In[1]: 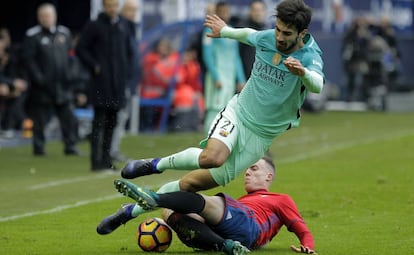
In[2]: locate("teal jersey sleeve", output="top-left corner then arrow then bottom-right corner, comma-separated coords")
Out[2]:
236,30 -> 324,138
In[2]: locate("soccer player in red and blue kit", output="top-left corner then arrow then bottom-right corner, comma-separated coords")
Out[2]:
115,156 -> 317,254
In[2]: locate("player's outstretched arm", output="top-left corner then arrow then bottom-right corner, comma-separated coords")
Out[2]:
204,14 -> 256,45
290,244 -> 318,254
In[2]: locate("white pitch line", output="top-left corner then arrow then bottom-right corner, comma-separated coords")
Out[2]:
0,194 -> 121,222
26,130 -> 414,191
3,130 -> 413,223
278,130 -> 414,165
28,171 -> 118,190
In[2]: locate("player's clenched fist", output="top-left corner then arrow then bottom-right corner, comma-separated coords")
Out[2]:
283,56 -> 306,76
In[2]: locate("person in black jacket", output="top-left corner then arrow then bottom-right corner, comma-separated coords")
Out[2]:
236,0 -> 267,79
22,3 -> 79,156
76,0 -> 133,171
110,0 -> 141,163
0,27 -> 28,138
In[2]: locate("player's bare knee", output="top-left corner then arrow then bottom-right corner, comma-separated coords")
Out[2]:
179,180 -> 199,192
179,176 -> 214,193
199,150 -> 226,168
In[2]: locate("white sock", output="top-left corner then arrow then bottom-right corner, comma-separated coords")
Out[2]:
156,180 -> 180,193
130,180 -> 180,217
156,147 -> 202,171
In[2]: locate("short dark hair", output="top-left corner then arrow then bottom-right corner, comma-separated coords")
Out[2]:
275,0 -> 312,32
216,1 -> 229,10
249,0 -> 266,8
262,154 -> 276,174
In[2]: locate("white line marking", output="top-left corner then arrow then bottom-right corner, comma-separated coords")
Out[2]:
2,130 -> 412,222
26,130 -> 414,191
278,130 -> 414,164
28,171 -> 118,190
0,194 -> 121,222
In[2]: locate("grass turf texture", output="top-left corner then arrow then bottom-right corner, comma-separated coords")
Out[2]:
1,111 -> 413,254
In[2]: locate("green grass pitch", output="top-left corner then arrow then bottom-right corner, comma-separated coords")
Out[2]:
1,111 -> 413,255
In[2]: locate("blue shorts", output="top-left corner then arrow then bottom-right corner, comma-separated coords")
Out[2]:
210,193 -> 260,248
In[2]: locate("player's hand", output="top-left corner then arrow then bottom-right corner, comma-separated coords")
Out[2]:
290,245 -> 317,254
283,56 -> 305,76
204,14 -> 227,38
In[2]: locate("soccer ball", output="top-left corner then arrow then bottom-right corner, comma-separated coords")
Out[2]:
136,217 -> 172,252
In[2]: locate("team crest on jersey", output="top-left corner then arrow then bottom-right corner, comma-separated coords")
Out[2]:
219,129 -> 229,137
272,53 -> 282,65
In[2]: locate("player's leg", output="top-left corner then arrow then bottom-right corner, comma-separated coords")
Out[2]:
121,97 -> 240,179
96,203 -> 135,235
179,168 -> 219,192
114,176 -> 218,210
96,180 -> 181,235
98,178 -> 208,234
163,210 -> 250,254
121,138 -> 231,179
121,147 -> 204,178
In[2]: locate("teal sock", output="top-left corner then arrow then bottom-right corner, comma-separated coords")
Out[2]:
156,147 -> 201,171
131,203 -> 147,217
156,180 -> 180,193
130,180 -> 180,217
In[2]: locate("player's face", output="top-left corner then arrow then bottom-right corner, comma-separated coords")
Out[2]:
244,159 -> 273,193
274,20 -> 303,54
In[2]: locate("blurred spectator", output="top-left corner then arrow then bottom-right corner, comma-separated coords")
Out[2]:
364,33 -> 390,110
236,0 -> 267,79
0,28 -> 28,138
190,2 -> 216,83
68,32 -> 91,140
139,37 -> 179,132
110,0 -> 141,162
22,3 -> 79,156
76,0 -> 134,171
69,33 -> 90,110
342,15 -> 400,110
331,0 -> 345,33
376,16 -> 401,91
202,1 -> 245,133
170,46 -> 205,132
341,16 -> 371,101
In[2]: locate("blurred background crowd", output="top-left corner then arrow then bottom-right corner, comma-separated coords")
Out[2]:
0,0 -> 413,169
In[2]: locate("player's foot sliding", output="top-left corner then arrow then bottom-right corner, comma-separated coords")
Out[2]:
222,240 -> 250,255
121,159 -> 161,179
114,179 -> 159,210
96,203 -> 135,235
166,213 -> 250,255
